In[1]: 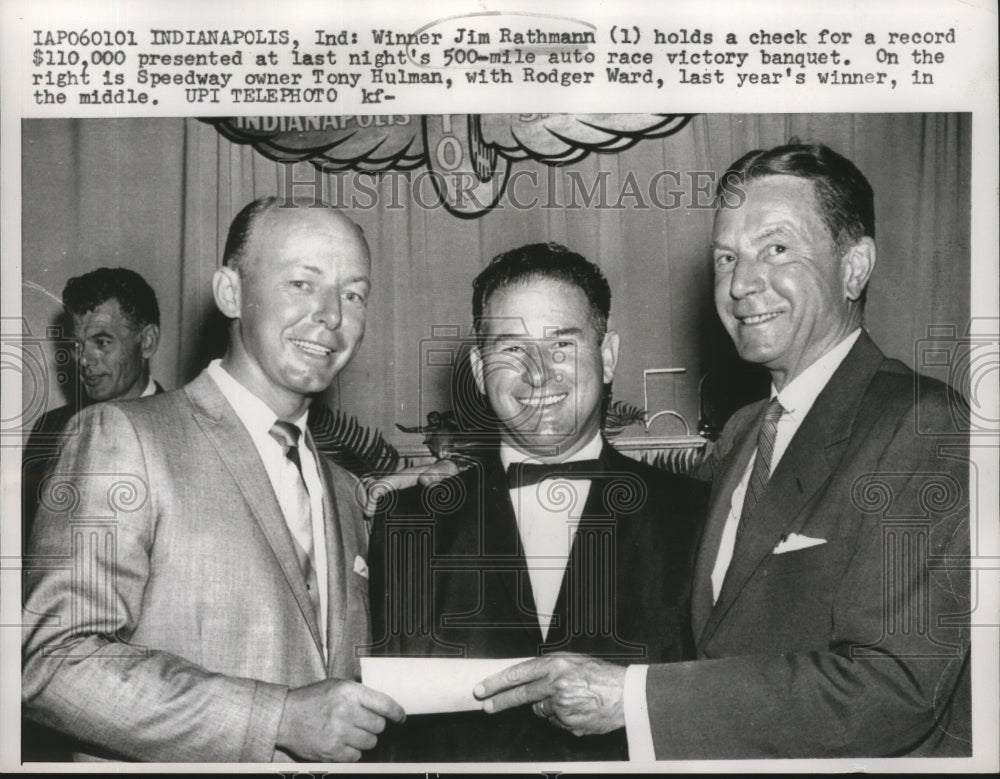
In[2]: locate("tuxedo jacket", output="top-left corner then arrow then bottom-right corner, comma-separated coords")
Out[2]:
646,333 -> 971,758
22,372 -> 370,762
368,442 -> 708,762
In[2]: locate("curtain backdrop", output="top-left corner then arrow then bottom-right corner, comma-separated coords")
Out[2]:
21,114 -> 971,447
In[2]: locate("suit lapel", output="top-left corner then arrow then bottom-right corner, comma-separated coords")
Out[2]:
691,405 -> 762,642
309,432 -> 348,674
186,372 -> 325,660
481,455 -> 544,641
546,447 -> 614,648
705,334 -> 886,637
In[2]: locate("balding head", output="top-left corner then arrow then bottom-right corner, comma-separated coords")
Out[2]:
223,196 -> 370,279
213,197 -> 372,419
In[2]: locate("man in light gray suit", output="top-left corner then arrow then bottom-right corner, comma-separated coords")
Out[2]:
22,197 -> 405,762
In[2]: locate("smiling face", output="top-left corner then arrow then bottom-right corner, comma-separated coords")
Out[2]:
214,207 -> 371,420
712,174 -> 872,390
73,298 -> 157,402
471,277 -> 619,462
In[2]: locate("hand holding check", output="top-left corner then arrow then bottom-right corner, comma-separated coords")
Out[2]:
473,653 -> 627,737
277,679 -> 405,762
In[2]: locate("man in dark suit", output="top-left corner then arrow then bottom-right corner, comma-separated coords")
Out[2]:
475,144 -> 971,759
23,197 -> 404,761
368,243 -> 708,761
22,267 -> 164,539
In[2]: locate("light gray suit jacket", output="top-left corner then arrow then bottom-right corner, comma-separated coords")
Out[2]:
22,371 -> 371,762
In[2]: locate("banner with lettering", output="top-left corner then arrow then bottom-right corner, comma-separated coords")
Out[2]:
209,113 -> 693,218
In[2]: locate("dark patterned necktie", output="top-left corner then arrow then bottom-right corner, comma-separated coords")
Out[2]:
736,399 -> 784,538
269,421 -> 321,624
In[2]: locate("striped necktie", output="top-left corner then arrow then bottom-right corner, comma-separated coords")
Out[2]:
736,398 -> 784,538
269,421 -> 321,624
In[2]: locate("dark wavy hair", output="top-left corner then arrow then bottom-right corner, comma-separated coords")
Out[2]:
472,242 -> 611,342
717,141 -> 875,257
62,267 -> 160,329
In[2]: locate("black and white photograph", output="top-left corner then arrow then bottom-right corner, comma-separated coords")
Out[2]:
2,1 -> 997,773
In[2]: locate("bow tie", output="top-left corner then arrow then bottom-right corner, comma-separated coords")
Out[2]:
506,459 -> 603,490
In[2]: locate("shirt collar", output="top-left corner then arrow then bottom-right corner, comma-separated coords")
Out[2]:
500,431 -> 604,470
139,376 -> 158,397
206,359 -> 308,438
773,329 -> 862,422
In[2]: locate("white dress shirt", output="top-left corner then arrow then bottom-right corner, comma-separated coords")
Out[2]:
206,359 -> 329,657
709,328 -> 862,602
501,432 -> 603,641
139,377 -> 158,397
624,329 -> 863,761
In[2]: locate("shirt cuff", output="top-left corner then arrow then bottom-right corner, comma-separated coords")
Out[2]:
623,663 -> 655,762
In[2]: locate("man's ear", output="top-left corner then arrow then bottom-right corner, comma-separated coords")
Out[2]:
600,330 -> 620,384
213,266 -> 242,319
139,323 -> 160,360
469,345 -> 486,395
843,237 -> 876,302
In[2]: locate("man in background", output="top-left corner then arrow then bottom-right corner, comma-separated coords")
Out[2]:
22,267 -> 163,538
21,266 -> 164,760
369,243 -> 707,761
23,197 -> 404,762
476,144 -> 971,759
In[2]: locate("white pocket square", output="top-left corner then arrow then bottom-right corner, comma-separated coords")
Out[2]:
772,533 -> 827,554
354,555 -> 369,579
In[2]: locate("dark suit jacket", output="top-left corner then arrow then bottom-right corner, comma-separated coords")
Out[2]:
368,442 -> 708,762
22,372 -> 370,762
646,332 -> 971,758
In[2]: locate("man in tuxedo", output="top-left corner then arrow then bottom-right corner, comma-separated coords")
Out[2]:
22,197 -> 404,762
22,267 -> 164,537
475,144 -> 971,758
368,243 -> 708,761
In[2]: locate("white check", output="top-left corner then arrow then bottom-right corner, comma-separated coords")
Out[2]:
360,657 -> 532,715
